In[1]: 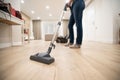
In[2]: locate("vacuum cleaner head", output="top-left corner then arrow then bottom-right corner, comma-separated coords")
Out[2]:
30,53 -> 55,64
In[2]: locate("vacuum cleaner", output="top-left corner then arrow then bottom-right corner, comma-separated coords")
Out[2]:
30,4 -> 68,64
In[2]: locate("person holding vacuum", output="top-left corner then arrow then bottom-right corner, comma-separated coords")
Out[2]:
65,0 -> 85,48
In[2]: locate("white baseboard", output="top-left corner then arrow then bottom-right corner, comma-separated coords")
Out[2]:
100,40 -> 114,44
12,42 -> 22,46
83,39 -> 114,44
0,43 -> 11,48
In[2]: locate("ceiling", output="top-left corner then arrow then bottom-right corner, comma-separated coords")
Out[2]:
21,0 -> 70,20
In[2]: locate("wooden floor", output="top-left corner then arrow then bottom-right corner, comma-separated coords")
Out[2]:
0,40 -> 120,80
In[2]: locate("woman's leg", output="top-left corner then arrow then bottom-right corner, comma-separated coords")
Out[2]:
68,13 -> 75,44
73,0 -> 85,45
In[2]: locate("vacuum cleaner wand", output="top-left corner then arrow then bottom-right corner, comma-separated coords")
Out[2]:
30,4 -> 67,64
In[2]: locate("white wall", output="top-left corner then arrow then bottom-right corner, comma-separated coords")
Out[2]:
83,0 -> 120,44
83,1 -> 96,41
95,0 -> 113,43
112,0 -> 120,43
95,0 -> 120,43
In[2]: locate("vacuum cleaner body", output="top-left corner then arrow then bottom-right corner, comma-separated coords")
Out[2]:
30,4 -> 68,64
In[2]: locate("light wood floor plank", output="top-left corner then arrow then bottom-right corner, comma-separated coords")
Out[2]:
0,40 -> 120,80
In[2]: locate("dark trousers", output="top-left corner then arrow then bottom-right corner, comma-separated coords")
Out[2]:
68,0 -> 85,45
